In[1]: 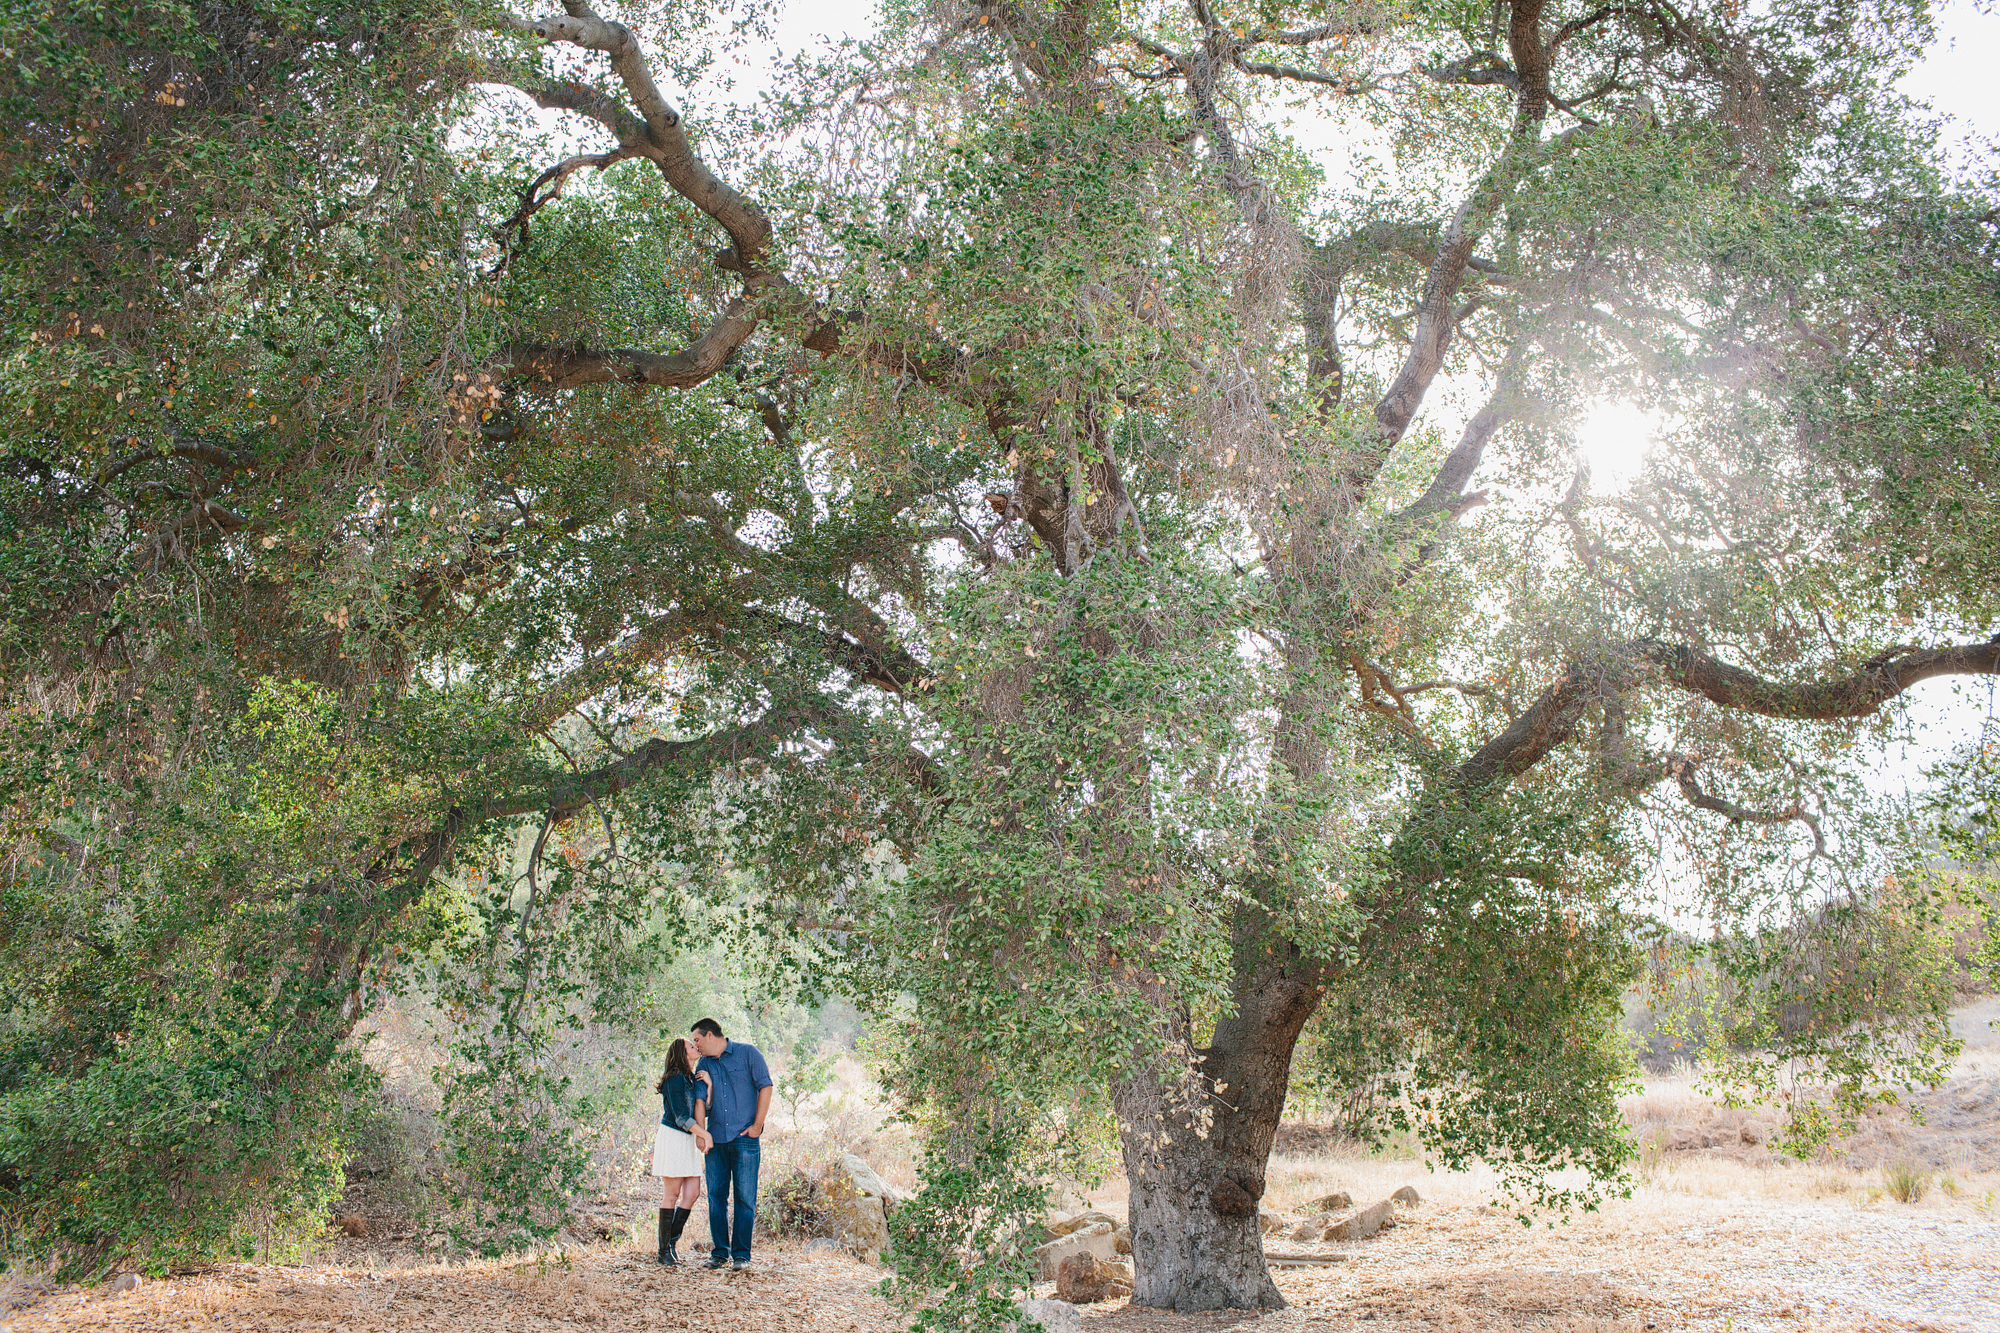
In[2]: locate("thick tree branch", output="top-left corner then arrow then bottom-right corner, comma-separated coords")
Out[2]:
486,6 -> 777,390
1420,51 -> 1520,90
1394,343 -> 1524,528
1643,639 -> 2000,721
1455,655 -> 1628,787
1457,636 -> 2000,793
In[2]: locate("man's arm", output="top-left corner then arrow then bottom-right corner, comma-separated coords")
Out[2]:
746,1045 -> 774,1137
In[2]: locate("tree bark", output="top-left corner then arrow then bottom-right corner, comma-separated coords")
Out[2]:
1113,911 -> 1324,1311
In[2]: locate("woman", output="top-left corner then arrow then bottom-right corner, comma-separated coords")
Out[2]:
651,1038 -> 713,1265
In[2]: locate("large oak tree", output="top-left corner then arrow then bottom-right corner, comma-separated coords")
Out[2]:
4,0 -> 1996,1303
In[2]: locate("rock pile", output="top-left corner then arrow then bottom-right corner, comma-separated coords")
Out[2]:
1031,1209 -> 1133,1284
1028,1187 -> 1418,1292
1259,1186 -> 1420,1259
1033,1208 -> 1135,1302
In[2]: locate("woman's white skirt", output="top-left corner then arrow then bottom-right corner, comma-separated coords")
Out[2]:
651,1125 -> 704,1177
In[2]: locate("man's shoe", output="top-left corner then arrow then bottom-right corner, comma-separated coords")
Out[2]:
701,1255 -> 729,1270
731,1259 -> 752,1272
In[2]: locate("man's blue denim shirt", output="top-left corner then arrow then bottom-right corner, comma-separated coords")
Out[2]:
696,1040 -> 773,1144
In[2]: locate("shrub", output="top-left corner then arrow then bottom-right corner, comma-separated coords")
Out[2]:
1882,1158 -> 1931,1204
762,1163 -> 836,1240
0,1046 -> 358,1279
1633,1126 -> 1668,1184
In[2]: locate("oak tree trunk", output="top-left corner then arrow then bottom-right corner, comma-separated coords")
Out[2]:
1113,914 -> 1324,1310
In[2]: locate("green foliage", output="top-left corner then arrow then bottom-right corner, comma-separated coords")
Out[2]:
0,1034 -> 358,1279
1927,725 -> 2000,999
1291,781 -> 1644,1209
0,675 -> 452,1270
883,1118 -> 1053,1333
1646,877 -> 1963,1158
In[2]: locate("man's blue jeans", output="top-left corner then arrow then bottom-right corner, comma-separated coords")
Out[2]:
704,1135 -> 760,1263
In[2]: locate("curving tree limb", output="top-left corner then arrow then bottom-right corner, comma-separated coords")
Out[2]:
1641,639 -> 2000,721
488,1 -> 777,388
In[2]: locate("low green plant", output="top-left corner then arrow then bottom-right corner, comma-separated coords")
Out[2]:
0,1042 -> 359,1280
1633,1127 -> 1668,1184
778,1038 -> 840,1127
1882,1158 -> 1932,1204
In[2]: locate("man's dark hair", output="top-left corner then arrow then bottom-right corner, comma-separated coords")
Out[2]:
691,1017 -> 725,1039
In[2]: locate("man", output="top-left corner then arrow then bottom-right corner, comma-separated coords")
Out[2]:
689,1017 -> 773,1270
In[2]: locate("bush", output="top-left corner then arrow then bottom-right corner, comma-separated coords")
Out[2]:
0,1047 -> 358,1279
1882,1158 -> 1931,1204
761,1163 -> 836,1240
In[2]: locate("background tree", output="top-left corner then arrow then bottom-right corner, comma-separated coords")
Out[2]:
3,0 -> 1996,1306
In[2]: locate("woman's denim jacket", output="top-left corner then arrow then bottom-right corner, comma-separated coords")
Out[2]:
660,1071 -> 702,1132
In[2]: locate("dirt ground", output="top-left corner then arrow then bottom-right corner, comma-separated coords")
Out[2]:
9,1004 -> 1998,1333
8,1157 -> 1994,1333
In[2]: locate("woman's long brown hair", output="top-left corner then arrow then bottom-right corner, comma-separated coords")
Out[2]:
656,1037 -> 695,1092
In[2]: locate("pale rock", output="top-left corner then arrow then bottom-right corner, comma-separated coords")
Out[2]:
827,1189 -> 891,1263
1258,1210 -> 1285,1233
839,1153 -> 900,1211
1311,1191 -> 1353,1212
1048,1209 -> 1119,1237
1324,1200 -> 1395,1241
1011,1297 -> 1083,1333
1033,1225 -> 1124,1281
1111,1229 -> 1132,1255
1389,1186 -> 1421,1207
109,1274 -> 143,1294
1055,1252 -> 1133,1304
826,1155 -> 900,1260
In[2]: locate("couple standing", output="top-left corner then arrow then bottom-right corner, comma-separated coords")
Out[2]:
652,1017 -> 773,1269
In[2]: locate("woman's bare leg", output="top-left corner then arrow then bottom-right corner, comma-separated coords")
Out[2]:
674,1176 -> 701,1209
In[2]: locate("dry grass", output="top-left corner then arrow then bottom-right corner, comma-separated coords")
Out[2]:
1222,1147 -> 2000,1331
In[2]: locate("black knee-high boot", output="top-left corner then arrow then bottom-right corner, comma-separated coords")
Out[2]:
661,1206 -> 690,1265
